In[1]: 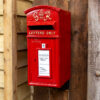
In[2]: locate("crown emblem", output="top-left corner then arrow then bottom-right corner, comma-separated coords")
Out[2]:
33,10 -> 52,22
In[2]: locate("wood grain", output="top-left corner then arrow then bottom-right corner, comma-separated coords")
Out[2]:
30,86 -> 34,100
0,88 -> 4,100
17,34 -> 27,50
17,0 -> 33,16
69,0 -> 88,100
49,0 -> 68,10
0,35 -> 4,52
18,0 -> 33,2
33,0 -> 49,6
16,17 -> 27,33
0,16 -> 4,34
88,0 -> 100,100
63,90 -> 69,100
0,71 -> 4,88
49,0 -> 69,100
33,87 -> 49,100
16,1 -> 32,100
32,0 -> 69,100
0,53 -> 4,70
0,0 -> 3,15
17,82 -> 31,100
32,1 -> 50,100
17,67 -> 28,86
50,88 -> 69,100
4,0 -> 17,99
17,51 -> 27,68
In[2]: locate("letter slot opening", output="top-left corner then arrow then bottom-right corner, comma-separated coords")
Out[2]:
29,25 -> 55,30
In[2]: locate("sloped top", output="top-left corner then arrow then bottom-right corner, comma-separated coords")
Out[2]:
24,5 -> 61,14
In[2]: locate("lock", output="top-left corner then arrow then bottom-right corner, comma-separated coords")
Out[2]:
25,5 -> 71,88
42,43 -> 46,48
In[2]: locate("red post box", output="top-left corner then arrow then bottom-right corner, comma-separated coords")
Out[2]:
24,5 -> 71,88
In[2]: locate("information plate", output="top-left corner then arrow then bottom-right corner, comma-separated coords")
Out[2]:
38,50 -> 50,76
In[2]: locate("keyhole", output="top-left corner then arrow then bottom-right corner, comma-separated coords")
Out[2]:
34,58 -> 36,62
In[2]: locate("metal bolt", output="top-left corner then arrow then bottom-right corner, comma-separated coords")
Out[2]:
96,71 -> 100,77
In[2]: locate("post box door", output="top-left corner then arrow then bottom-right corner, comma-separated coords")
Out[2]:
28,38 -> 60,85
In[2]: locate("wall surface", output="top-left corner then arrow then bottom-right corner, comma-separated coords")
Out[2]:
32,0 -> 88,100
0,0 -> 4,99
0,0 -> 88,100
16,0 -> 33,100
88,0 -> 100,100
0,0 -> 33,100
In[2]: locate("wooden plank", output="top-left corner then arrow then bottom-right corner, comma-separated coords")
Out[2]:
18,83 -> 31,100
50,89 -> 69,100
88,0 -> 100,100
33,87 -> 49,100
16,17 -> 27,33
69,0 -> 88,100
49,0 -> 68,10
0,0 -> 3,15
63,90 -> 69,100
32,1 -> 50,100
0,71 -> 4,88
0,35 -> 4,52
33,0 -> 49,5
48,0 -> 70,100
17,51 -> 27,68
24,96 -> 31,100
17,67 -> 28,85
4,0 -> 17,99
30,86 -> 34,100
17,0 -> 32,16
18,0 -> 33,2
32,0 -> 69,100
0,16 -> 4,34
0,53 -> 4,70
0,88 -> 4,100
17,34 -> 27,50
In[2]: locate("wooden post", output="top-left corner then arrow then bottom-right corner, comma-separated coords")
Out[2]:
32,1 -> 50,100
33,0 -> 88,100
4,0 -> 17,100
88,0 -> 100,100
49,0 -> 69,100
33,0 -> 69,100
69,0 -> 88,100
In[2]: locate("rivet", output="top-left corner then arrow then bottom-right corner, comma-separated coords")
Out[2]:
96,71 -> 100,77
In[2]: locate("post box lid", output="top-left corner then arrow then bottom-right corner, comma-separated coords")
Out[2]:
24,5 -> 62,14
